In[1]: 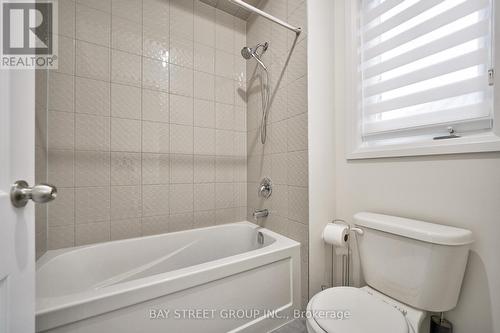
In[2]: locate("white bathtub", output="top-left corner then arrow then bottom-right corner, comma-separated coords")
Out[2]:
36,222 -> 301,333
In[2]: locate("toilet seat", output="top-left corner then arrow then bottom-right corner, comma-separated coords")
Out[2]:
307,287 -> 409,333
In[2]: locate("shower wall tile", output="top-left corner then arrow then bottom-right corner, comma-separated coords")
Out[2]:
142,153 -> 170,184
75,114 -> 110,151
170,213 -> 194,231
75,187 -> 111,223
170,94 -> 194,126
111,218 -> 142,240
170,124 -> 194,154
142,185 -> 170,217
48,188 -> 75,227
194,43 -> 215,73
76,41 -> 110,81
215,103 -> 234,130
143,24 -> 170,61
169,64 -> 194,97
215,11 -> 234,51
215,130 -> 234,156
111,118 -> 141,152
76,4 -> 111,47
194,127 -> 216,155
35,71 -> 49,258
48,226 -> 74,250
170,37 -> 194,68
56,36 -> 75,75
143,0 -> 170,30
287,76 -> 308,117
112,0 -> 142,23
194,183 -> 216,211
170,154 -> 194,183
215,76 -> 234,104
48,111 -> 75,150
42,0 -> 247,249
194,99 -> 215,127
77,0 -> 111,13
142,215 -> 169,235
76,77 -> 110,116
47,149 -> 75,187
194,155 -> 216,183
43,1 -> 247,250
75,221 -> 110,246
142,122 -> 170,153
143,89 -> 169,122
215,50 -> 234,78
170,184 -> 194,214
111,84 -> 142,120
111,17 -> 142,55
111,152 -> 141,185
111,50 -> 142,87
246,0 -> 309,305
233,19 -> 246,55
194,210 -> 216,228
142,57 -> 169,91
194,1 -> 215,46
74,151 -> 110,187
111,185 -> 142,219
194,71 -> 215,101
58,0 -> 76,38
48,72 -> 74,112
170,0 -> 195,41
215,157 -> 233,183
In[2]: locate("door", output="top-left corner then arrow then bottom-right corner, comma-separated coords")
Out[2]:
0,69 -> 36,332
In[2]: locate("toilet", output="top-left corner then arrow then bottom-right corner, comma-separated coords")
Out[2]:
306,212 -> 474,333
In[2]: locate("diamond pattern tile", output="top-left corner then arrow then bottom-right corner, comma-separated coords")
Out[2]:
42,0 -> 255,252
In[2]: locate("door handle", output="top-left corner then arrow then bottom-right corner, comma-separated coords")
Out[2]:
10,180 -> 57,208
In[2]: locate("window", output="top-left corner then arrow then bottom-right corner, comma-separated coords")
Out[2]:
346,0 -> 500,158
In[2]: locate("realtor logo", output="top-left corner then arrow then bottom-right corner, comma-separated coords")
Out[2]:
1,0 -> 58,69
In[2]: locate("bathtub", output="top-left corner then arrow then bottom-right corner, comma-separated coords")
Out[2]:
36,222 -> 301,333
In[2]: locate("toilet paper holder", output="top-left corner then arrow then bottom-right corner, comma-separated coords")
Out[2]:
328,219 -> 364,288
331,219 -> 364,236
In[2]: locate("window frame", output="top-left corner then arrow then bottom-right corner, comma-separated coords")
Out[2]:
345,0 -> 500,159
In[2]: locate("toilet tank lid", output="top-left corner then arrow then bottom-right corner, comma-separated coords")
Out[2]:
354,212 -> 473,246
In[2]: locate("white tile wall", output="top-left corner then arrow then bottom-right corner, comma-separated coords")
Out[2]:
246,0 -> 309,308
41,0 -> 247,250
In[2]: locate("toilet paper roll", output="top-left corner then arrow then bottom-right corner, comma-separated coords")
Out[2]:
322,223 -> 349,247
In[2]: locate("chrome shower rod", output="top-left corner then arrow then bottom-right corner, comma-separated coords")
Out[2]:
228,0 -> 302,34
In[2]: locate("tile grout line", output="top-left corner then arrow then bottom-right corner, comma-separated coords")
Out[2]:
109,0 -> 113,242
140,0 -> 144,237
72,0 -> 77,248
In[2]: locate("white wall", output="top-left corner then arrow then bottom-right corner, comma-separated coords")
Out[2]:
309,1 -> 500,332
307,0 -> 336,297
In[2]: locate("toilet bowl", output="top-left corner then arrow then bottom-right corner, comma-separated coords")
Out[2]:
307,212 -> 473,333
306,286 -> 425,333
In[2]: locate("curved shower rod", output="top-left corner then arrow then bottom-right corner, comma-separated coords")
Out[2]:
228,0 -> 302,34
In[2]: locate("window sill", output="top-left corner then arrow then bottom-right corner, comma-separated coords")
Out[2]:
346,132 -> 500,159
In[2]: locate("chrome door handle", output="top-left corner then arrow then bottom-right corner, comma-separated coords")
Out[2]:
10,180 -> 57,208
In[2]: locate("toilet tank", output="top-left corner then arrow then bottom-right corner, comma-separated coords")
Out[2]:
354,212 -> 473,312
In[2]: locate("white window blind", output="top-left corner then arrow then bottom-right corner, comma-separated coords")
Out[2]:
360,0 -> 494,140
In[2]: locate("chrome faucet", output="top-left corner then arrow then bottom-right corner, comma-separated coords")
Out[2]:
253,208 -> 269,220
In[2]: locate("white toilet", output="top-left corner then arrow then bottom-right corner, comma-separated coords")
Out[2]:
306,212 -> 473,333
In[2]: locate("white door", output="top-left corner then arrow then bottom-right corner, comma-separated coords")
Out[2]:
0,69 -> 36,332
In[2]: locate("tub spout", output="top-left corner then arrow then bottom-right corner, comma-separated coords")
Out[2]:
253,209 -> 269,220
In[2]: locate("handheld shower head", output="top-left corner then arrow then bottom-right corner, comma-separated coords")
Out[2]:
241,42 -> 269,70
241,47 -> 253,60
241,42 -> 269,60
240,42 -> 271,144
